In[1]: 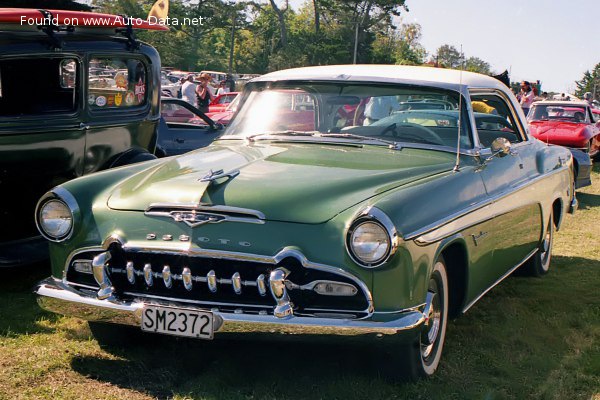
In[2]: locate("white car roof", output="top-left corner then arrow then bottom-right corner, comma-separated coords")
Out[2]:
254,65 -> 508,94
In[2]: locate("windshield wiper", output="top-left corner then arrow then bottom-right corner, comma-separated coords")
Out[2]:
246,130 -> 320,142
315,133 -> 401,150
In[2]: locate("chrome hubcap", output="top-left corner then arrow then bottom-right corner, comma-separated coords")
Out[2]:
540,223 -> 552,266
421,291 -> 441,359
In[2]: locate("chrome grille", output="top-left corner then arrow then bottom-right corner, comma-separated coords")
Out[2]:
66,248 -> 371,317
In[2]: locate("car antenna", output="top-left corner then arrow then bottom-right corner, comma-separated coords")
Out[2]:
453,45 -> 465,172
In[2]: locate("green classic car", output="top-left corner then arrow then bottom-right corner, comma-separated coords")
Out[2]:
35,65 -> 576,379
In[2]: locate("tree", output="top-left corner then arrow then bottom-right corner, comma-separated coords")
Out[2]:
465,56 -> 491,75
574,63 -> 600,100
371,22 -> 425,65
432,44 -> 464,69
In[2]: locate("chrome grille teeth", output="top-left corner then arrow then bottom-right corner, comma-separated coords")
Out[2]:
257,274 -> 267,296
182,267 -> 193,291
232,272 -> 242,294
143,263 -> 153,286
207,270 -> 217,292
162,265 -> 172,288
126,261 -> 135,284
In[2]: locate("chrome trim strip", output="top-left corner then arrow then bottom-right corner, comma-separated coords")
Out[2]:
409,166 -> 569,243
123,291 -> 271,309
145,210 -> 265,226
36,278 -> 424,336
65,281 -> 99,290
461,248 -> 538,313
145,203 -> 266,220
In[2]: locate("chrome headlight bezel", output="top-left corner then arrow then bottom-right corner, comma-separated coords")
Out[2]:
35,188 -> 80,243
345,207 -> 399,268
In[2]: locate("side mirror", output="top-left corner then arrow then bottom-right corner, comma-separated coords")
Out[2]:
476,137 -> 513,172
490,137 -> 511,158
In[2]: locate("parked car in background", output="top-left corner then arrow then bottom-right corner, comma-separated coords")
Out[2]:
161,77 -> 181,98
157,98 -> 224,156
209,92 -> 239,113
0,8 -> 167,267
197,94 -> 240,127
35,65 -> 575,380
528,100 -> 599,188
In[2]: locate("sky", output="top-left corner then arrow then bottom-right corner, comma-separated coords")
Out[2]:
288,0 -> 600,93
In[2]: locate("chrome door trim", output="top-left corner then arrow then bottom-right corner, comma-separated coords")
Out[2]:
408,166 -> 568,243
461,248 -> 538,313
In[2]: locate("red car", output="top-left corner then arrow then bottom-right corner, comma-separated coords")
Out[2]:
528,101 -> 600,159
208,92 -> 239,113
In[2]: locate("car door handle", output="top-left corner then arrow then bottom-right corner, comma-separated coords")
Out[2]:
175,138 -> 185,143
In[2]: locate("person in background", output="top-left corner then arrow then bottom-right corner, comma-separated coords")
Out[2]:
196,73 -> 215,113
181,74 -> 196,106
177,76 -> 185,99
216,81 -> 230,96
584,92 -> 594,107
519,81 -> 535,116
363,96 -> 400,125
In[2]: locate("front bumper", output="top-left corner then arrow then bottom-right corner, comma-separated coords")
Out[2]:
35,278 -> 424,342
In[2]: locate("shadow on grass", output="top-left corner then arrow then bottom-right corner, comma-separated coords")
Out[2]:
0,262 -> 59,336
68,254 -> 600,399
72,338 -> 393,399
576,192 -> 600,210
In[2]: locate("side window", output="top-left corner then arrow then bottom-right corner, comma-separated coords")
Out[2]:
470,93 -> 523,148
0,57 -> 78,117
160,102 -> 197,124
88,58 -> 146,110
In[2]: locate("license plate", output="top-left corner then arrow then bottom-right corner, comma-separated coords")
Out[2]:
141,305 -> 214,339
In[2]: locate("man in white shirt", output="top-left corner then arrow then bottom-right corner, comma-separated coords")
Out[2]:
181,74 -> 197,107
363,95 -> 400,125
216,81 -> 230,96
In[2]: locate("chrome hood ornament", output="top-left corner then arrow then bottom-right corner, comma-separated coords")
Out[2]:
199,168 -> 240,185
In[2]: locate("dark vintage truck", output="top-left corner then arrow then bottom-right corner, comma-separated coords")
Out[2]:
0,9 -> 168,266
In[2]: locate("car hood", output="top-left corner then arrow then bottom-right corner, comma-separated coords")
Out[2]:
529,120 -> 586,138
107,141 -> 455,223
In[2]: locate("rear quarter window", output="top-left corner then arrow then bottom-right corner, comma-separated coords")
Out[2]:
88,58 -> 147,110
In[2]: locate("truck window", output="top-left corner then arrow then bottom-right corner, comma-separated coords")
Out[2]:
88,58 -> 147,109
0,57 -> 78,117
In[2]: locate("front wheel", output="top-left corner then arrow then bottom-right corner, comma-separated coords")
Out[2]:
389,257 -> 449,380
522,211 -> 554,276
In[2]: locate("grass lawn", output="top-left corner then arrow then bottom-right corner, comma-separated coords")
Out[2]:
1,167 -> 599,400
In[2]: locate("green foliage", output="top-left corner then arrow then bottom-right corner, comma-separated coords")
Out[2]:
465,56 -> 491,74
89,0 -> 494,76
432,44 -> 464,69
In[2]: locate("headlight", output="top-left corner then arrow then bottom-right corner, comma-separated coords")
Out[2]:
346,207 -> 399,268
38,199 -> 73,240
349,221 -> 390,265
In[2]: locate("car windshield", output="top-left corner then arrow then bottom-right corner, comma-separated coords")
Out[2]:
222,83 -> 473,149
528,104 -> 589,123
